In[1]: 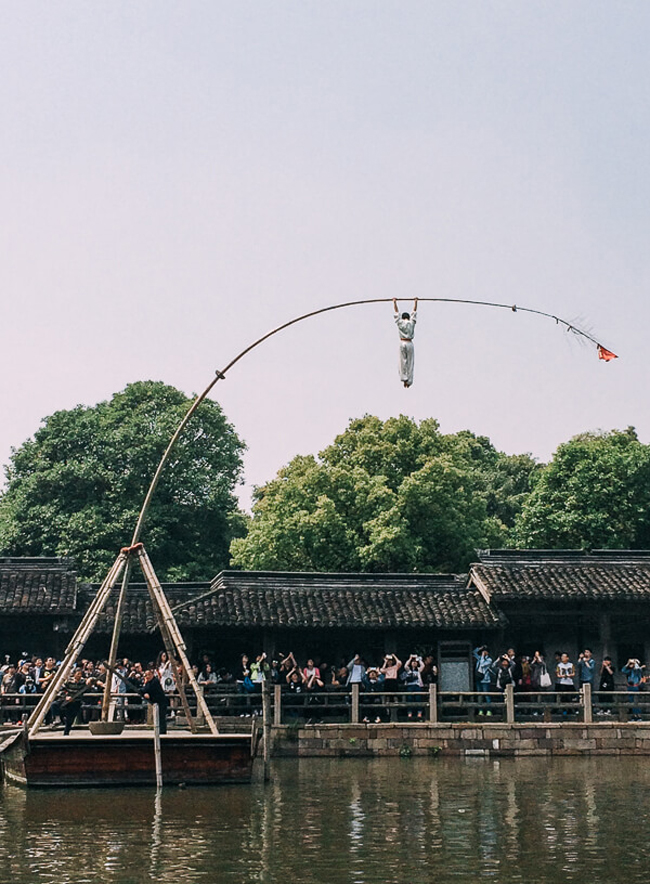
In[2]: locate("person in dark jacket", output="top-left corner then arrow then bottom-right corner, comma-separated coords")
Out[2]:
495,656 -> 514,692
58,668 -> 93,735
597,656 -> 616,715
142,670 -> 169,734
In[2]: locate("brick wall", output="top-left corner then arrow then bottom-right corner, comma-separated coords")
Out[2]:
271,722 -> 650,757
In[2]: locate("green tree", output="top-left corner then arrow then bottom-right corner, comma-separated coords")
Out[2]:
513,428 -> 650,549
0,381 -> 246,581
231,415 -> 536,573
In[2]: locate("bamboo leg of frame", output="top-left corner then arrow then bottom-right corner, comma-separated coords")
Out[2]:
134,548 -> 198,733
28,551 -> 128,737
101,556 -> 134,721
137,546 -> 219,735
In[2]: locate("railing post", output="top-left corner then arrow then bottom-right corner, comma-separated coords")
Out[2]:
274,684 -> 282,726
428,684 -> 438,723
351,684 -> 360,724
582,682 -> 593,723
505,683 -> 515,724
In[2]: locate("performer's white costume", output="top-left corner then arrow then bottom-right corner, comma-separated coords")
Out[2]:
394,310 -> 417,387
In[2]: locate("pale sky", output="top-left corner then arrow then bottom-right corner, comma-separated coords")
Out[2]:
1,2 -> 648,510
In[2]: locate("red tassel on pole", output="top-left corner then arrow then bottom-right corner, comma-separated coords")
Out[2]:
597,345 -> 618,362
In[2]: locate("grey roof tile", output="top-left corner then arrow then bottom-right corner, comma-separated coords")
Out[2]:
0,558 -> 78,613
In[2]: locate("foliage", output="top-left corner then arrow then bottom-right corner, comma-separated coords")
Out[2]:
231,415 -> 538,573
0,381 -> 245,581
513,428 -> 650,550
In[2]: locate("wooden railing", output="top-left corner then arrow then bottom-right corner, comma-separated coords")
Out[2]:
3,683 -> 647,729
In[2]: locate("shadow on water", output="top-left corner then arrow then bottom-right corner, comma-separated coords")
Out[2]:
1,757 -> 649,883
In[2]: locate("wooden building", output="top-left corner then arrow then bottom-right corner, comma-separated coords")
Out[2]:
169,570 -> 502,690
0,558 -> 79,659
2,550 -> 650,688
469,549 -> 650,666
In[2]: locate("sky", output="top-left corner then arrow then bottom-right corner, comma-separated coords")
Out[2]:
1,2 -> 648,509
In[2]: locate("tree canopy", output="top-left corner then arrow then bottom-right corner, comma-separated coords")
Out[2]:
514,428 -> 650,550
230,415 -> 538,573
0,381 -> 245,581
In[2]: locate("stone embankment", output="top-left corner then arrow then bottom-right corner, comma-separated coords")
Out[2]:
271,722 -> 650,757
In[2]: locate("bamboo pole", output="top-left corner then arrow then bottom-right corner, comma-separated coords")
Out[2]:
101,556 -> 134,721
129,298 -> 607,549
27,551 -> 127,737
262,676 -> 271,782
137,546 -> 219,735
136,550 -> 196,732
152,703 -> 163,789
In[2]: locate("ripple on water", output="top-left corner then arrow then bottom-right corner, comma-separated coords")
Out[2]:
1,757 -> 650,883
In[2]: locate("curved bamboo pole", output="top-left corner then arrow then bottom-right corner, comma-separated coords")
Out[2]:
130,295 -> 610,545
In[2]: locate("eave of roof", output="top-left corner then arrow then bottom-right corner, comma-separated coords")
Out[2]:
169,570 -> 503,631
471,549 -> 650,601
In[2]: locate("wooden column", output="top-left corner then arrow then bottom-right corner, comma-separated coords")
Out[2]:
599,612 -> 612,659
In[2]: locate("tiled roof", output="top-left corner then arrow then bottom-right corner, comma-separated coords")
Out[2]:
0,558 -> 78,613
78,583 -> 211,633
471,549 -> 650,601
170,571 -> 503,630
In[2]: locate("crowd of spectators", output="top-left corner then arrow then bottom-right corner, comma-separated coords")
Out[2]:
2,645 -> 646,728
234,650 -> 439,722
0,648 -> 440,726
473,646 -> 645,719
0,650 -> 187,728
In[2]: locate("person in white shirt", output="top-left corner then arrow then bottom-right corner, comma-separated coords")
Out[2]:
393,298 -> 418,387
555,652 -> 575,709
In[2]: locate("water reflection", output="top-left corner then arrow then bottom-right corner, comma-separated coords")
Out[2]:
1,757 -> 650,883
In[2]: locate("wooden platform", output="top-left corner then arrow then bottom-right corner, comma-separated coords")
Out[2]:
0,729 -> 253,787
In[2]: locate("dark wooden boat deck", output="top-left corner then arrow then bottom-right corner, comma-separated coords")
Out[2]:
0,729 -> 253,787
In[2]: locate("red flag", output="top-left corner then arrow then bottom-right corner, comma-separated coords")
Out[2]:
597,345 -> 618,362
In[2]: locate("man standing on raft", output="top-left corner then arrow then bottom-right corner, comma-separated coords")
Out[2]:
393,298 -> 418,387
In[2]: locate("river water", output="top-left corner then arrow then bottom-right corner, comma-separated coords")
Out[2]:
1,756 -> 649,883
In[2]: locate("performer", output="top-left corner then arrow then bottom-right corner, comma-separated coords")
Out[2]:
393,298 -> 418,387
142,669 -> 169,734
56,668 -> 93,735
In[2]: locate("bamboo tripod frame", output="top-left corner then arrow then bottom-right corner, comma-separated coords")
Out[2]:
26,545 -> 219,738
